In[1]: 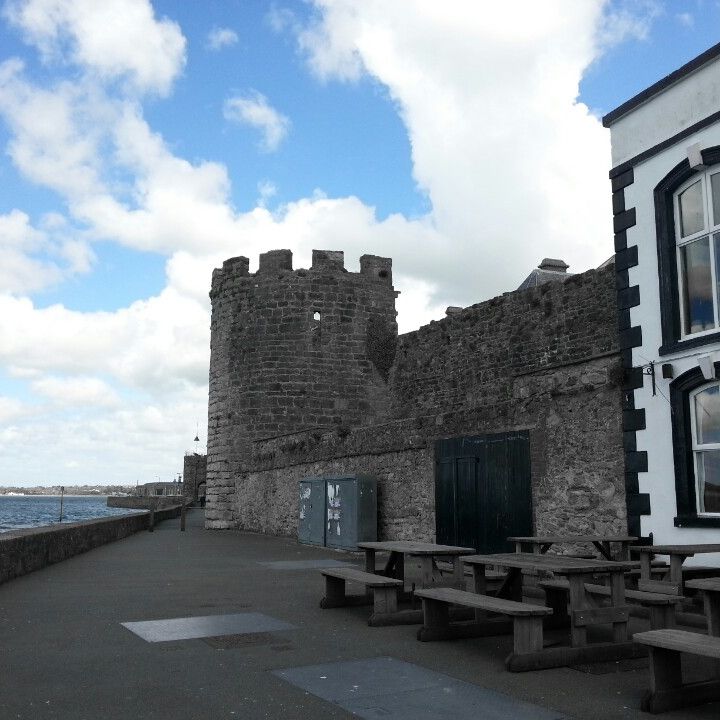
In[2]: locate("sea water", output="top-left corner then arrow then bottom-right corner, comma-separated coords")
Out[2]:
0,495 -> 142,533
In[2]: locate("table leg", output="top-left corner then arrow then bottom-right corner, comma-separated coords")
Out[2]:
451,556 -> 465,588
705,593 -> 720,637
669,554 -> 688,592
472,564 -> 487,621
417,555 -> 441,587
497,567 -> 522,601
395,553 -> 405,584
568,574 -> 588,647
593,541 -> 612,561
619,541 -> 630,561
365,549 -> 376,574
640,552 -> 651,583
610,571 -> 628,642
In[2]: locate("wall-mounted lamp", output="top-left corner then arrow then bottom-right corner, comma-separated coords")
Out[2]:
642,361 -> 656,396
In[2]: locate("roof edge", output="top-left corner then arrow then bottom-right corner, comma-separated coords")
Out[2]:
602,41 -> 720,128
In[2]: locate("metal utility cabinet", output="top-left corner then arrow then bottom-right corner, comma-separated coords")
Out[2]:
298,478 -> 325,546
298,475 -> 377,550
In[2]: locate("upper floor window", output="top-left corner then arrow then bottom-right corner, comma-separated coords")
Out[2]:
676,169 -> 720,337
690,383 -> 720,515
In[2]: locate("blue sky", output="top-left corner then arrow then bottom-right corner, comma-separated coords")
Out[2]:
0,0 -> 718,487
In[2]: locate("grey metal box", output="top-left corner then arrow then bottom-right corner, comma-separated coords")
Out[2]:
298,478 -> 325,545
324,475 -> 377,550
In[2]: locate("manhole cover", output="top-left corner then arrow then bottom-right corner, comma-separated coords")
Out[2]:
570,658 -> 648,675
204,632 -> 283,649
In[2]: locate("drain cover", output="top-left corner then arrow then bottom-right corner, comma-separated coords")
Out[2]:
570,658 -> 648,675
204,632 -> 276,649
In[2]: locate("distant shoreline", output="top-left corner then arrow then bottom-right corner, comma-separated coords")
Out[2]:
0,486 -> 134,497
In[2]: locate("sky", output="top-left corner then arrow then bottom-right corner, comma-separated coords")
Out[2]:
0,0 -> 718,487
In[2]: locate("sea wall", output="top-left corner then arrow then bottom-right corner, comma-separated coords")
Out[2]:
0,505 -> 182,585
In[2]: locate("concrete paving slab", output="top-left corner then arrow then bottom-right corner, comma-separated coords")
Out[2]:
121,612 -> 296,642
275,657 -> 568,719
275,656 -> 448,701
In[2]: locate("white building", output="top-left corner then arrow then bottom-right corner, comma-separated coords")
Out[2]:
604,43 -> 720,563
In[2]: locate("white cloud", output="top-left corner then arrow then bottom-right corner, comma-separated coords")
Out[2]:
0,291 -> 209,394
31,376 -> 120,407
207,26 -> 238,50
0,396 -> 27,424
0,209 -> 93,294
676,12 -> 694,28
296,0 -> 614,299
224,91 -> 291,152
3,0 -> 186,95
597,0 -> 663,48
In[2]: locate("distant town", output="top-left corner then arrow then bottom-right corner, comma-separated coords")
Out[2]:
0,485 -> 135,496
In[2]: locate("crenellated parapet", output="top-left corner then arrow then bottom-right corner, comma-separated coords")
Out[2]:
210,249 -> 393,297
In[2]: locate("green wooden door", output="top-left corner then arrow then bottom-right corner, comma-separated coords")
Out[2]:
435,432 -> 532,553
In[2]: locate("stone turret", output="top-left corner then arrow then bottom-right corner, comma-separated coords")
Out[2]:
206,249 -> 398,529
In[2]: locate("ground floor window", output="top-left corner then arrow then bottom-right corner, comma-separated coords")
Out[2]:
690,384 -> 720,513
671,368 -> 720,526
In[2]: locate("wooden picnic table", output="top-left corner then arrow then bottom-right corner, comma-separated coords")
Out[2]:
508,534 -> 637,561
636,576 -> 720,713
685,577 -> 720,636
461,552 -> 640,670
357,540 -> 475,590
632,543 -> 720,595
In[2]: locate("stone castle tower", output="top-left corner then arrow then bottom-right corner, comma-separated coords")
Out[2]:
206,249 -> 398,529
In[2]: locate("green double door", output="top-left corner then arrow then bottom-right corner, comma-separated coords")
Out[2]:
435,431 -> 532,553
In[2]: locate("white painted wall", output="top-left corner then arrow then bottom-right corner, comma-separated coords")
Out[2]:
609,56 -> 720,167
623,120 -> 720,564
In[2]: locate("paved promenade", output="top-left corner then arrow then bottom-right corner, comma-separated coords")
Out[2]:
0,510 -> 716,719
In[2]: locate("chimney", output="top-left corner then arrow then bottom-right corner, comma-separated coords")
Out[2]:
538,258 -> 569,272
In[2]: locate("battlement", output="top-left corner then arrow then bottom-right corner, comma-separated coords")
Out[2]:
213,249 -> 393,287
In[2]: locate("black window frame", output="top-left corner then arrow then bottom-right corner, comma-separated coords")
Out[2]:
671,365 -> 720,527
657,146 -> 720,354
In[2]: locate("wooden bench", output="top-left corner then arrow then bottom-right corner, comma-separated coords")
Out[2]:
414,586 -> 552,670
539,578 -> 682,630
634,628 -> 720,713
319,567 -> 403,625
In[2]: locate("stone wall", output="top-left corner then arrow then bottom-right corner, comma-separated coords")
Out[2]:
207,249 -> 398,529
208,252 -> 625,542
183,453 -> 207,501
0,505 -> 182,585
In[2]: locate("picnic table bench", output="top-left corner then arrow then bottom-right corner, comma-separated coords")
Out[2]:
634,629 -> 720,713
632,577 -> 720,713
319,567 -> 403,626
414,586 -> 552,670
